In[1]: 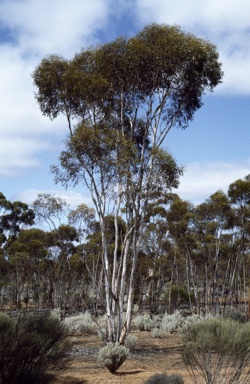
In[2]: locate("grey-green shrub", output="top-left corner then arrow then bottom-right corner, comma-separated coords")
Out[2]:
97,326 -> 108,341
125,333 -> 137,350
160,311 -> 184,333
223,310 -> 246,323
151,311 -> 213,338
0,312 -> 69,384
64,311 -> 95,335
144,373 -> 184,383
182,317 -> 250,384
132,313 -> 155,331
144,373 -> 168,384
98,342 -> 129,372
166,374 -> 185,383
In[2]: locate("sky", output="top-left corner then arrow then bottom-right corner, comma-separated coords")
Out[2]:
0,0 -> 250,210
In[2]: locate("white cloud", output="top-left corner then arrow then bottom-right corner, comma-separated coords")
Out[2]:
134,0 -> 250,95
0,137 -> 51,176
0,0 -> 115,177
134,0 -> 250,32
0,0 -> 112,57
15,188 -> 93,210
177,160 -> 250,205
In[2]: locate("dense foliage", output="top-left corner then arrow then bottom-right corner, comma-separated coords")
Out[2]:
182,317 -> 250,383
0,312 -> 69,384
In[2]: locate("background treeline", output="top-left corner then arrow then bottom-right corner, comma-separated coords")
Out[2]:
1,174 -> 250,317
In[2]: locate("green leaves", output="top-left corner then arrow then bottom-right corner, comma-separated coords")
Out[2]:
33,23 -> 223,132
32,55 -> 70,119
0,193 -> 35,248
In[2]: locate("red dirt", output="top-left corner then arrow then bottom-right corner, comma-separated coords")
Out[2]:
52,331 -> 195,384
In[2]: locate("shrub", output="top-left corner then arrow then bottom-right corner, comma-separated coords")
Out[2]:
50,307 -> 62,319
144,373 -> 184,383
132,313 -> 155,331
164,285 -> 192,311
181,317 -> 250,384
223,310 -> 246,323
151,327 -> 165,338
64,311 -> 95,335
166,374 -> 185,383
161,311 -> 184,333
151,311 -> 213,338
0,312 -> 69,384
98,342 -> 129,372
151,311 -> 186,338
132,303 -> 140,314
125,333 -> 137,350
144,373 -> 168,384
97,326 -> 108,341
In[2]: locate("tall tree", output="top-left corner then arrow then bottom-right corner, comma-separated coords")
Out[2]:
7,228 -> 48,308
140,195 -> 174,310
33,24 -> 223,342
0,192 -> 35,250
194,191 -> 233,314
228,175 -> 250,318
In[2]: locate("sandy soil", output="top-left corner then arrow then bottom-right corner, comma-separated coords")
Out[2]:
52,331 -> 195,384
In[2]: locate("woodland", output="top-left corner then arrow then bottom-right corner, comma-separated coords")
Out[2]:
1,174 -> 250,320
1,23 -> 249,344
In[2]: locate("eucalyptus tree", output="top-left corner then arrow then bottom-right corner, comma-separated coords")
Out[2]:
0,192 -> 35,250
32,194 -> 78,307
68,204 -> 96,244
140,195 -> 175,309
228,175 -> 250,317
194,191 -> 233,314
7,228 -> 48,308
167,196 -> 197,311
33,24 -> 223,342
32,193 -> 69,231
0,193 -> 35,306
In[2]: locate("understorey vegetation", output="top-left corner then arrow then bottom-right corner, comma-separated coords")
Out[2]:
182,317 -> 250,384
62,309 -> 250,380
0,307 -> 249,380
0,312 -> 69,384
68,309 -> 250,380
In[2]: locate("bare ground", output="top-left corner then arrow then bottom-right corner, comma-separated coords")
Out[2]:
52,331 -> 195,384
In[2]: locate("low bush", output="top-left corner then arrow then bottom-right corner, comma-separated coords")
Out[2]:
144,373 -> 184,383
132,313 -> 156,331
64,311 -> 95,335
166,374 -> 185,383
160,311 -> 184,333
223,310 -> 246,323
164,285 -> 192,311
151,311 -> 214,338
125,333 -> 137,351
97,326 -> 108,341
181,317 -> 250,384
0,312 -> 69,384
98,342 -> 129,372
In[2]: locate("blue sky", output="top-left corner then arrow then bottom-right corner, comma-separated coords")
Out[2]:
0,0 -> 250,209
